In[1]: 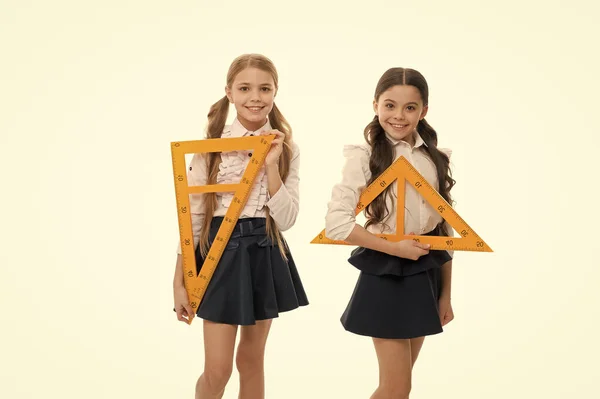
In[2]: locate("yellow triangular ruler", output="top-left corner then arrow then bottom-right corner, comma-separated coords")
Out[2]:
312,156 -> 492,252
171,135 -> 273,324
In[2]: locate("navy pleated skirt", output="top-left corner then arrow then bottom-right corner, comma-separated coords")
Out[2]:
341,230 -> 452,339
194,216 -> 309,325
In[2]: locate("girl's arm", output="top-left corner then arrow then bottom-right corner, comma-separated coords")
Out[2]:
325,145 -> 429,259
173,254 -> 184,288
440,260 -> 452,299
264,141 -> 300,231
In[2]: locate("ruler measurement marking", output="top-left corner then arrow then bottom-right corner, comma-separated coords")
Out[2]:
171,136 -> 273,324
311,156 -> 492,252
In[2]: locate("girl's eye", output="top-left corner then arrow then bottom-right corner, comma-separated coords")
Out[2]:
239,87 -> 248,91
261,87 -> 271,92
386,103 -> 394,108
407,106 -> 415,111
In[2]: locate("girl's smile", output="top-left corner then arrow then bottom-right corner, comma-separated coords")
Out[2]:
374,84 -> 428,146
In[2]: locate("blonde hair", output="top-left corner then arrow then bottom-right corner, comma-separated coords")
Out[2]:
199,53 -> 293,260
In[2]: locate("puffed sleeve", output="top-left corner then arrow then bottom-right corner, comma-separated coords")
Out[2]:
325,144 -> 371,241
176,153 -> 207,254
265,141 -> 300,231
439,147 -> 455,258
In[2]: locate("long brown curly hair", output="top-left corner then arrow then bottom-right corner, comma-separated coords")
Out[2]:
364,68 -> 455,236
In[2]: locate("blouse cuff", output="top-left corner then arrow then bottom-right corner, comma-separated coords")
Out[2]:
265,183 -> 298,231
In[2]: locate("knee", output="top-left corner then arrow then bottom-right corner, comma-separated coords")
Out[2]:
201,362 -> 232,393
235,344 -> 264,375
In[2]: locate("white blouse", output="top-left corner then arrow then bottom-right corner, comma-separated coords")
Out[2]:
176,118 -> 300,254
325,131 -> 454,256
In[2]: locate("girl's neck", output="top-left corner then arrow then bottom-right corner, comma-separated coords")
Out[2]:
238,116 -> 268,132
385,131 -> 416,148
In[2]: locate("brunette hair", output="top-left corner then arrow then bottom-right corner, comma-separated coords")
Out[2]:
364,68 -> 455,235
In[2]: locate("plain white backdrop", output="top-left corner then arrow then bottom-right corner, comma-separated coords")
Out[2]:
1,1 -> 599,398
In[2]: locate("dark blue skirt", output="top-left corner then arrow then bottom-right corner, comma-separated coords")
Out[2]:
194,217 -> 309,325
341,230 -> 452,339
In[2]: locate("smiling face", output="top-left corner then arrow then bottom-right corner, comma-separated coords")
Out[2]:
225,67 -> 276,131
373,84 -> 428,146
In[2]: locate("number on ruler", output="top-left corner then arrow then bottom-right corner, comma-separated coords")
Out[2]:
438,205 -> 445,213
446,239 -> 453,246
476,241 -> 484,247
357,202 -> 364,210
319,234 -> 323,239
177,175 -> 184,182
184,238 -> 190,246
242,177 -> 249,184
461,230 -> 469,237
380,180 -> 386,187
187,270 -> 194,277
413,238 -> 420,242
415,181 -> 422,188
180,206 -> 187,213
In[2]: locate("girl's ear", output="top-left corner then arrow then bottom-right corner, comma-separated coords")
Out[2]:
372,100 -> 378,116
225,86 -> 232,103
420,105 -> 429,120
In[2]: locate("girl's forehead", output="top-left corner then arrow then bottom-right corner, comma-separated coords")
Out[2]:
233,67 -> 275,85
379,85 -> 422,103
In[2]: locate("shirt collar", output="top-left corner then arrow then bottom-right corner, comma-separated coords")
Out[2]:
385,130 -> 427,148
230,117 -> 272,137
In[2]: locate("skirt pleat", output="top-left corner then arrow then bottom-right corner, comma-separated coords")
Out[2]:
194,217 -> 308,325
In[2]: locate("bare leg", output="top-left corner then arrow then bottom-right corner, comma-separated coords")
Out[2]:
369,338 -> 412,399
402,337 -> 427,399
195,320 -> 238,399
409,337 -> 425,368
236,319 -> 273,399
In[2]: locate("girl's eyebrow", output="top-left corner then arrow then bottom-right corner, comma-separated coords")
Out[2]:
236,82 -> 273,86
383,99 -> 419,106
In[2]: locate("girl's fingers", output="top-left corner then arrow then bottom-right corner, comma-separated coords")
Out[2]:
413,241 -> 430,250
185,305 -> 194,321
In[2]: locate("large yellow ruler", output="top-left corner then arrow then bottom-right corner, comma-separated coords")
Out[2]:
312,156 -> 492,252
171,135 -> 273,324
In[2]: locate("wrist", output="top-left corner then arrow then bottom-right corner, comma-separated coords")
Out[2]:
381,239 -> 398,256
440,290 -> 451,300
265,161 -> 280,169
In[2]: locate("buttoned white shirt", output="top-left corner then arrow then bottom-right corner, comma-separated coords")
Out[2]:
325,131 -> 454,255
176,118 -> 300,254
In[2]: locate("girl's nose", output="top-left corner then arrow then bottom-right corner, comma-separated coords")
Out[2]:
250,89 -> 262,100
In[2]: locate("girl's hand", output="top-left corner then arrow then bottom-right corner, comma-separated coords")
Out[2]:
174,285 -> 194,324
390,233 -> 430,260
438,296 -> 454,326
261,129 -> 285,166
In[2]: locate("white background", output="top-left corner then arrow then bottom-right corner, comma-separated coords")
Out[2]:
1,1 -> 599,398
